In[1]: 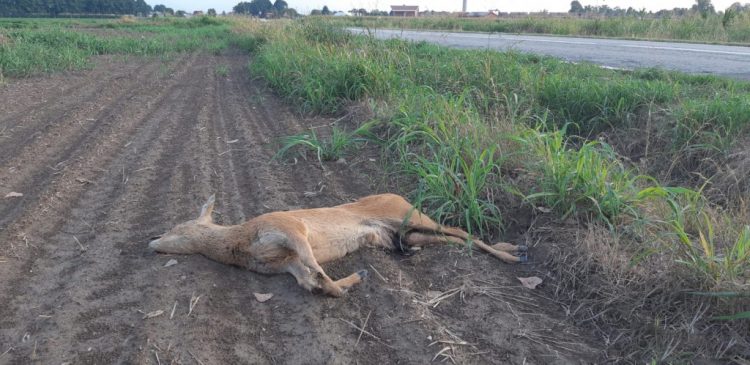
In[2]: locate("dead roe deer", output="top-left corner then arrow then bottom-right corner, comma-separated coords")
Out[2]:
149,193 -> 527,297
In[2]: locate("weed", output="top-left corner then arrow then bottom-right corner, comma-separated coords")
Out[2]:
215,65 -> 229,77
514,125 -> 643,224
276,125 -> 370,163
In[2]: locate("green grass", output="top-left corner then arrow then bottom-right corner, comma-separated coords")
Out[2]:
244,19 -> 750,361
0,17 -> 247,77
215,64 -> 229,77
329,13 -> 750,44
252,22 -> 750,166
276,124 -> 372,164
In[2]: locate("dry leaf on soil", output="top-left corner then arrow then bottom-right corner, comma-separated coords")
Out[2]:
4,192 -> 23,198
517,276 -> 543,289
253,292 -> 273,302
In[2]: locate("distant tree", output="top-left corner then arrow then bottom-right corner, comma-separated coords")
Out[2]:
727,2 -> 748,12
135,0 -> 152,15
0,0 -> 152,17
236,0 -> 273,16
569,1 -> 584,14
234,2 -> 252,14
176,10 -> 186,17
322,5 -> 331,15
722,7 -> 736,27
154,4 -> 167,13
207,8 -> 217,16
692,0 -> 715,18
273,0 -> 288,13
310,9 -> 322,15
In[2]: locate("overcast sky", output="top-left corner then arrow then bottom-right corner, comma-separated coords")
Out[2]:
155,1 -> 738,14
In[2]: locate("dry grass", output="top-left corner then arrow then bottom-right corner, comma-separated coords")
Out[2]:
540,222 -> 749,362
710,140 -> 750,202
117,15 -> 137,24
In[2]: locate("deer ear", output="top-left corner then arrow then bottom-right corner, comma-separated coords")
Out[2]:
198,194 -> 215,223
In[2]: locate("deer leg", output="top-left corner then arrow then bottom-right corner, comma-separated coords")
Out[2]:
404,232 -> 526,263
491,241 -> 528,253
285,236 -> 367,297
287,261 -> 367,297
284,259 -> 343,296
334,270 -> 369,289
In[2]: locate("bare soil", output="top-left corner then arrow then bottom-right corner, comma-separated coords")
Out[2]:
0,52 -> 602,364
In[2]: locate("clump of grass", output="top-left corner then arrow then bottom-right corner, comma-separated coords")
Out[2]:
380,88 -> 510,234
215,65 -> 229,77
276,125 -> 370,163
301,20 -> 352,45
513,125 -> 645,223
405,143 -> 504,236
674,95 -> 750,150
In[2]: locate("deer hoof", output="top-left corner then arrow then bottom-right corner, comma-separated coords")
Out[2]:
518,253 -> 529,264
357,269 -> 369,279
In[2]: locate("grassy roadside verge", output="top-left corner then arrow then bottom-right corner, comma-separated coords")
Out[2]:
241,19 -> 749,362
0,16 -> 259,78
327,14 -> 750,45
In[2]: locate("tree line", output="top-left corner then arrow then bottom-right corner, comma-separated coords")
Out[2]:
232,0 -> 297,18
569,0 -> 750,18
0,0 -> 152,17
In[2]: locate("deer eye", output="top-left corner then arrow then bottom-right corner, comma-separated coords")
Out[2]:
150,235 -> 162,240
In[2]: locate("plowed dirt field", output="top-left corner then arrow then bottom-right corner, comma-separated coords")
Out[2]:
0,52 -> 601,364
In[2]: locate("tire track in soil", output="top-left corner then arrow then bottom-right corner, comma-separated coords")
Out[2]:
0,52 -> 603,364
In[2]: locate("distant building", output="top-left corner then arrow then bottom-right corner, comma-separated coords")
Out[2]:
390,5 -> 419,17
461,10 -> 499,17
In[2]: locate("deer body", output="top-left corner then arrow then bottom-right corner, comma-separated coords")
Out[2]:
149,194 -> 526,297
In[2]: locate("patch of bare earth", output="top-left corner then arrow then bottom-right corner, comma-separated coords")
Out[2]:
0,51 -> 602,364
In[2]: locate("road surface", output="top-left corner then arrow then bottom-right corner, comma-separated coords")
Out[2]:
351,28 -> 750,80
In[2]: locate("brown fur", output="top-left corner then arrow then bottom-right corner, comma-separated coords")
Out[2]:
149,193 -> 526,297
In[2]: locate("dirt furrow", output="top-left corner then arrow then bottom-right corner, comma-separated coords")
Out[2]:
0,54 -> 193,233
0,54 -> 211,363
0,53 -> 199,332
0,56 -> 161,163
0,55 -> 146,122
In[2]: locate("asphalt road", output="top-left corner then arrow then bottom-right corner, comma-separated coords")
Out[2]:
350,28 -> 750,80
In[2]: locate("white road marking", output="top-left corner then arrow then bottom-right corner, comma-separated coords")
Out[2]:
619,44 -> 750,56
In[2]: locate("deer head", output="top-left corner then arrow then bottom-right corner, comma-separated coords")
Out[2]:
148,195 -> 217,254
